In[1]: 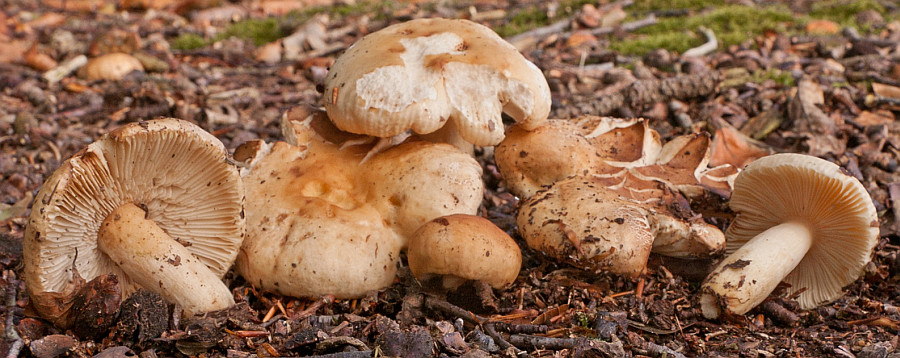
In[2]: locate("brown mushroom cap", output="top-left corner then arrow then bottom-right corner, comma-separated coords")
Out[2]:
24,118 -> 245,318
408,214 -> 521,289
323,18 -> 551,147
81,53 -> 144,81
701,153 -> 879,318
517,176 -> 655,277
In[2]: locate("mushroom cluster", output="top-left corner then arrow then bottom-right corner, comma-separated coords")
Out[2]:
496,116 -> 737,276
25,118 -> 245,321
700,153 -> 879,318
233,106 -> 490,298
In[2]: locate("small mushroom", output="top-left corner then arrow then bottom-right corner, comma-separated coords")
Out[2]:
323,18 -> 551,153
408,214 -> 521,290
25,119 -> 245,319
517,176 -> 724,277
81,53 -> 145,81
700,153 -> 879,319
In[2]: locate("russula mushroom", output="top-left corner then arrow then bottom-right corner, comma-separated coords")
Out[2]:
408,214 -> 521,290
81,52 -> 145,81
517,176 -> 724,277
234,106 -> 485,298
700,153 -> 879,319
323,18 -> 551,153
25,118 -> 244,318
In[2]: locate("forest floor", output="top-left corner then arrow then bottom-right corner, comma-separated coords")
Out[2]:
2,0 -> 900,357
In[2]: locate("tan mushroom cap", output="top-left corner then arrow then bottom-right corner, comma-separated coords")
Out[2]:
517,176 -> 655,277
235,106 -> 484,298
323,18 -> 551,147
358,141 -> 483,242
24,118 -> 245,318
408,214 -> 521,289
81,53 -> 145,81
701,153 -> 879,318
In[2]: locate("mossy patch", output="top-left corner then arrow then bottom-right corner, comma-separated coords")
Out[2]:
171,33 -> 207,50
610,0 -> 896,56
611,4 -> 795,56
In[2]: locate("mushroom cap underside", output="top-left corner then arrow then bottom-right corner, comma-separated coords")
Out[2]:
24,118 -> 245,298
725,153 -> 879,308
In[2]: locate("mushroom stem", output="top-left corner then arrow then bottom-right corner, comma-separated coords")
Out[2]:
97,203 -> 235,316
700,221 -> 812,319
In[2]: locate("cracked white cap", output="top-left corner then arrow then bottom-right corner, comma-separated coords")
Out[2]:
323,18 -> 551,146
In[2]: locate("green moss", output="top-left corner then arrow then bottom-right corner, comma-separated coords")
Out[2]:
495,7 -> 550,38
219,18 -> 283,46
493,0 -> 596,38
611,4 -> 795,55
171,33 -> 207,50
751,68 -> 794,87
628,0 -> 720,13
810,0 -> 885,22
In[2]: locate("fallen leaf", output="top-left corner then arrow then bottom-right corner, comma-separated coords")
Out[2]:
872,82 -> 900,100
806,19 -> 840,35
710,124 -> 771,169
855,110 -> 895,126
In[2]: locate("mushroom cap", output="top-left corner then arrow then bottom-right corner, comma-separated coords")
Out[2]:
81,53 -> 145,81
235,137 -> 403,298
408,214 -> 521,289
24,118 -> 245,300
517,176 -> 654,277
725,153 -> 879,308
359,141 -> 484,244
323,18 -> 551,146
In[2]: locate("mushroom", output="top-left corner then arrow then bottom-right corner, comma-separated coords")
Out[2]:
358,141 -> 483,242
517,176 -> 724,277
408,214 -> 521,290
81,53 -> 145,81
323,18 -> 551,154
234,106 -> 485,298
25,118 -> 245,318
699,153 -> 879,319
496,116 -> 733,259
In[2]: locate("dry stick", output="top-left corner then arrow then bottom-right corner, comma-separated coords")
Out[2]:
492,322 -> 549,335
509,334 -> 582,350
590,14 -> 658,36
5,283 -> 23,358
682,27 -> 718,57
759,300 -> 800,326
423,296 -> 528,356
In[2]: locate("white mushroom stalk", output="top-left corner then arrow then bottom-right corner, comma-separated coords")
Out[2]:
98,203 -> 235,315
25,119 -> 245,319
700,154 -> 879,319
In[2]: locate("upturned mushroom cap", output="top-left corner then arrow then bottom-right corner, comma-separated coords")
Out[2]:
323,18 -> 551,147
358,141 -> 483,243
701,153 -> 879,316
81,53 -> 145,81
25,118 -> 245,318
408,214 -> 521,289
